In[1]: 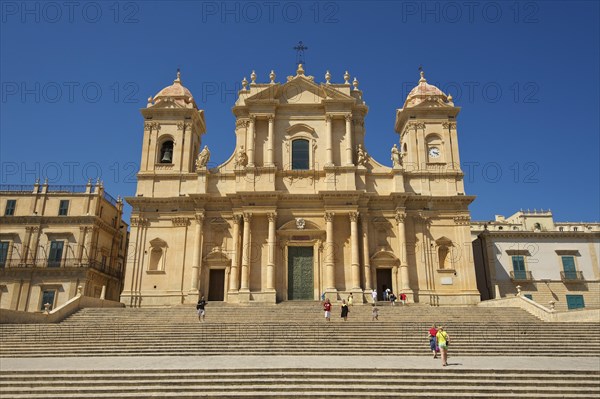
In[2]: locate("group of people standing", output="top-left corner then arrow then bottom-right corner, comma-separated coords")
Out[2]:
371,288 -> 407,305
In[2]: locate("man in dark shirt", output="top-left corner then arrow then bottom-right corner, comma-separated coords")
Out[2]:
196,296 -> 207,322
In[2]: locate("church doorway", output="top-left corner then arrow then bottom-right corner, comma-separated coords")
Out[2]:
376,269 -> 393,301
287,246 -> 314,300
208,269 -> 225,301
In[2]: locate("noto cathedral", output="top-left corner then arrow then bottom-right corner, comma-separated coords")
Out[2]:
122,65 -> 479,306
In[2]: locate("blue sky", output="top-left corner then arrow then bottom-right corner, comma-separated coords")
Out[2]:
1,0 -> 599,223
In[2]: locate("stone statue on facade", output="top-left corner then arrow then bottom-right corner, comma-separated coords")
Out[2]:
356,144 -> 368,167
196,145 -> 211,169
235,145 -> 248,167
391,144 -> 403,167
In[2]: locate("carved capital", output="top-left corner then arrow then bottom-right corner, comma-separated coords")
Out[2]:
236,119 -> 249,129
349,212 -> 359,223
325,114 -> 333,123
344,113 -> 352,123
177,121 -> 185,131
395,212 -> 406,225
324,212 -> 335,222
454,215 -> 471,226
442,121 -> 457,130
243,213 -> 252,223
267,115 -> 275,124
267,212 -> 277,223
232,214 -> 242,225
195,213 -> 205,224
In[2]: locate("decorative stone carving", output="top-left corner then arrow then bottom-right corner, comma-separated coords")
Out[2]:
324,212 -> 334,222
196,145 -> 211,169
391,144 -> 403,167
442,121 -> 457,130
172,217 -> 190,227
349,212 -> 359,222
356,144 -> 369,166
177,122 -> 185,131
395,212 -> 406,224
454,216 -> 471,225
232,214 -> 242,225
268,213 -> 278,223
243,213 -> 252,223
236,119 -> 249,129
195,213 -> 205,224
235,145 -> 248,168
295,217 -> 305,230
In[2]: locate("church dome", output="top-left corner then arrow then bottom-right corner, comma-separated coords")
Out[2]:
151,70 -> 197,108
403,71 -> 449,108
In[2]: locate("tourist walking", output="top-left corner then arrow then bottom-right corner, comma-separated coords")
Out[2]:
323,298 -> 332,321
341,299 -> 349,321
196,296 -> 207,322
371,289 -> 377,303
389,292 -> 396,306
371,304 -> 379,321
428,324 -> 438,358
400,292 -> 407,305
436,326 -> 450,366
348,293 -> 354,306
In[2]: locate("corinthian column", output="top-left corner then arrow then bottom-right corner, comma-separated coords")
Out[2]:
396,211 -> 410,291
190,213 -> 204,292
350,212 -> 361,289
324,212 -> 335,290
240,213 -> 252,291
266,212 -> 277,290
267,115 -> 274,166
247,116 -> 255,167
361,215 -> 372,290
229,215 -> 241,292
325,114 -> 333,166
345,113 -> 353,165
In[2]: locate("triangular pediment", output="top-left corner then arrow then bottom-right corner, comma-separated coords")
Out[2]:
244,76 -> 354,105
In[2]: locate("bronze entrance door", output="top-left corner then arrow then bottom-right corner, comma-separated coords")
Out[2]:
287,246 -> 314,300
208,269 -> 225,301
376,269 -> 393,301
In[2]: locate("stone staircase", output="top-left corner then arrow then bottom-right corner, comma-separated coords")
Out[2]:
1,303 -> 599,398
1,368 -> 599,398
1,303 -> 599,358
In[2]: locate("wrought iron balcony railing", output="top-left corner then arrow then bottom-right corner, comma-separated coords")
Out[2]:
509,270 -> 533,281
0,258 -> 122,279
560,270 -> 584,282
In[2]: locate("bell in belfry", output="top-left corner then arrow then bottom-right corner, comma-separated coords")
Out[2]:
161,148 -> 172,163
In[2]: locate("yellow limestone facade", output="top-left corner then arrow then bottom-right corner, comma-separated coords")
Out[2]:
122,67 -> 480,306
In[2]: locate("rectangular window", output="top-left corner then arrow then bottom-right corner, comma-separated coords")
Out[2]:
0,241 -> 9,268
511,255 -> 526,279
40,290 -> 56,311
4,200 -> 16,216
561,256 -> 577,279
58,200 -> 69,216
566,294 -> 585,310
48,241 -> 64,267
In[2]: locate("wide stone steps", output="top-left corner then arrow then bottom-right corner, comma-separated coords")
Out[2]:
2,305 -> 599,358
1,369 -> 598,398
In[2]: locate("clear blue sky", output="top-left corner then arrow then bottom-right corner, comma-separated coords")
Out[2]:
1,1 -> 599,223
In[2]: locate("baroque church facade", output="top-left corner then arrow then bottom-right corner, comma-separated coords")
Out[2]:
121,66 -> 479,306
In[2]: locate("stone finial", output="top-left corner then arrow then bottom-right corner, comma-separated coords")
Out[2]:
352,77 -> 359,90
419,70 -> 426,83
241,77 -> 248,90
325,70 -> 331,84
297,64 -> 305,76
77,285 -> 83,296
250,70 -> 256,84
447,93 -> 453,102
344,71 -> 350,84
269,70 -> 276,83
174,69 -> 182,84
516,285 -> 522,296
35,178 -> 40,184
43,303 -> 51,315
44,178 -> 48,185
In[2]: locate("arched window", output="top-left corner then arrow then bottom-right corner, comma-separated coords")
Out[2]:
159,140 -> 174,164
291,139 -> 309,170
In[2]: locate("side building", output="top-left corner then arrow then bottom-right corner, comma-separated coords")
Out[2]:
472,210 -> 600,310
0,180 -> 128,311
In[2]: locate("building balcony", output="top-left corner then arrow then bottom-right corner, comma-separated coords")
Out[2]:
509,270 -> 533,281
560,271 -> 584,282
0,258 -> 123,279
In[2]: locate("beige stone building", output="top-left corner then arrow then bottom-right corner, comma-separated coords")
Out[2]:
0,180 -> 128,311
122,67 -> 479,306
472,210 -> 600,310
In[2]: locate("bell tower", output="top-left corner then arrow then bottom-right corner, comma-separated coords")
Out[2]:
137,71 -> 206,180
395,70 -> 464,196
